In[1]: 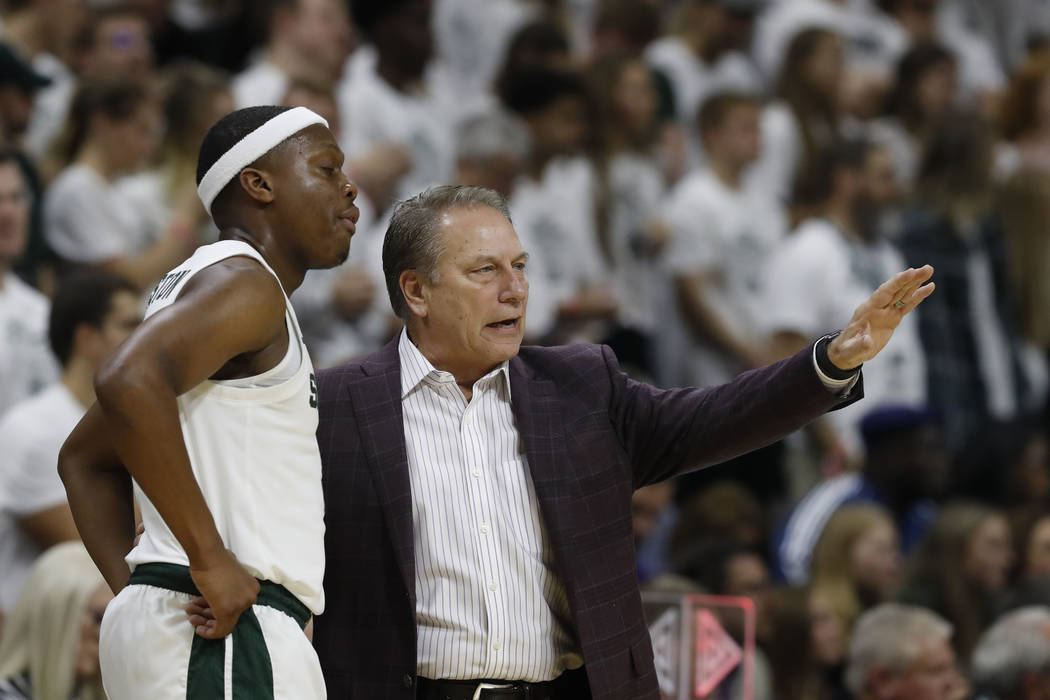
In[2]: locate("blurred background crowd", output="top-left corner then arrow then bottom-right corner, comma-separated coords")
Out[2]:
2,0 -> 1050,698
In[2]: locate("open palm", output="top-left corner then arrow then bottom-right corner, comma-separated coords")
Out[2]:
827,265 -> 935,370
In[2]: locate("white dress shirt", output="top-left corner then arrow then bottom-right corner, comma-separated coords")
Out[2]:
399,331 -> 583,681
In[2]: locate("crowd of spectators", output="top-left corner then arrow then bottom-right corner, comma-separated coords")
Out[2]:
1,0 -> 1050,697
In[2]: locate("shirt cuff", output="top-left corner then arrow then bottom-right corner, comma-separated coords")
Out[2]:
812,335 -> 861,394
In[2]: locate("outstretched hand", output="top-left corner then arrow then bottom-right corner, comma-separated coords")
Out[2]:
186,548 -> 259,639
827,265 -> 935,370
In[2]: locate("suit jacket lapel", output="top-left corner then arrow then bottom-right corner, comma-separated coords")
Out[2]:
509,358 -> 569,547
350,339 -> 416,606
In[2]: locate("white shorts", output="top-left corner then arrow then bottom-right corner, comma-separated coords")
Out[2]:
99,573 -> 325,699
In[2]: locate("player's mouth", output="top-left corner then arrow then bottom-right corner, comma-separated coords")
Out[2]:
338,205 -> 359,234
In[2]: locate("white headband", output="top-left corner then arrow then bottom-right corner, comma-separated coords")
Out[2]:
197,106 -> 329,215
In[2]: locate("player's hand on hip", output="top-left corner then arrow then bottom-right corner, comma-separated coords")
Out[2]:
187,548 -> 260,639
827,265 -> 934,370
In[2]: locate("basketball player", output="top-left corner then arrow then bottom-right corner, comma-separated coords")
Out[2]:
58,105 -> 358,699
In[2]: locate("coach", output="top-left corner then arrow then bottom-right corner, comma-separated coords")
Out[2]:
314,185 -> 934,700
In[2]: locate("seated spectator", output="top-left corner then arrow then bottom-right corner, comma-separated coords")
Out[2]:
231,0 -> 352,110
898,114 -> 1045,453
845,602 -> 966,700
867,42 -> 958,188
764,139 -> 927,461
0,542 -> 111,700
1011,511 -> 1050,584
775,404 -> 946,584
44,78 -> 192,292
661,91 -> 785,389
971,606 -> 1050,700
748,27 -> 847,203
0,271 -> 139,616
669,480 -> 766,558
762,586 -> 838,700
0,148 -> 57,418
808,584 -> 852,698
897,502 -> 1014,661
809,505 -> 902,651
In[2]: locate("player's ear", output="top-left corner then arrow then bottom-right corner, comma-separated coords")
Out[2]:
238,167 -> 275,206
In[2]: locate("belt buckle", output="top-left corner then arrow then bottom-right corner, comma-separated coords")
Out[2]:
472,681 -> 517,700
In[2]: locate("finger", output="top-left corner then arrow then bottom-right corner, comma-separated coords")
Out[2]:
184,603 -> 214,619
867,268 -> 919,310
900,281 -> 936,313
888,266 -> 934,308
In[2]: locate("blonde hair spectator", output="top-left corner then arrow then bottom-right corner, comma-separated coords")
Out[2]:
0,542 -> 110,700
810,504 -> 901,635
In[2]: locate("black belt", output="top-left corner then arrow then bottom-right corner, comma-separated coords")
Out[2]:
416,667 -> 589,700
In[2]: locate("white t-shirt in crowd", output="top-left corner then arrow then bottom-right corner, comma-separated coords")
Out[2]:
762,218 -> 927,454
0,383 -> 84,613
645,37 -> 764,168
646,38 -> 765,127
231,58 -> 290,109
747,101 -> 804,204
0,274 -> 58,419
660,169 -> 787,387
337,59 -> 455,208
44,164 -> 158,264
509,156 -> 609,339
431,0 -> 538,116
603,152 -> 669,335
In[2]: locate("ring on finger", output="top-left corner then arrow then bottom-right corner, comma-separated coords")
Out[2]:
893,300 -> 906,310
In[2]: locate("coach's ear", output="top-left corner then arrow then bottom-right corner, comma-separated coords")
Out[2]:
237,167 -> 275,206
400,269 -> 428,320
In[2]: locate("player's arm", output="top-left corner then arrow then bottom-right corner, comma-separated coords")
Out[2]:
59,402 -> 137,592
68,258 -> 286,637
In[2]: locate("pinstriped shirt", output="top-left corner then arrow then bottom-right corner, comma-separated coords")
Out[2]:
398,331 -> 584,681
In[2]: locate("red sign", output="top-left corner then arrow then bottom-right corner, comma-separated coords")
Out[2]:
693,609 -> 742,697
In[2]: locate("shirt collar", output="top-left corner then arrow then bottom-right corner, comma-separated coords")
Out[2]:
397,329 -> 512,400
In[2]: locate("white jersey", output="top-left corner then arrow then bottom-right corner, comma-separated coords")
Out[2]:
125,240 -> 325,614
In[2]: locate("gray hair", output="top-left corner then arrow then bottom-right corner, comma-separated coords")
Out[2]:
382,185 -> 512,320
972,606 -> 1050,697
846,603 -> 954,695
456,109 -> 531,163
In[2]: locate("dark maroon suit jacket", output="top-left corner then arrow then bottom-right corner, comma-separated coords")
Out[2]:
314,339 -> 859,699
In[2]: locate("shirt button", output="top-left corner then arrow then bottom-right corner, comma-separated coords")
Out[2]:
480,523 -> 489,534
488,580 -> 497,591
493,641 -> 503,651
472,469 -> 480,478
